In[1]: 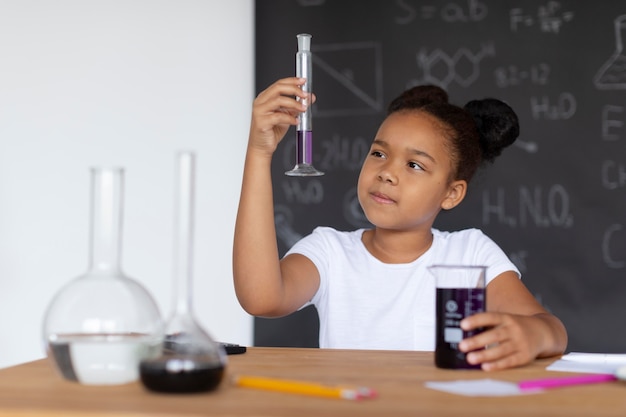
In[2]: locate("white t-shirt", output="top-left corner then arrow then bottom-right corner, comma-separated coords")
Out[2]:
285,227 -> 520,351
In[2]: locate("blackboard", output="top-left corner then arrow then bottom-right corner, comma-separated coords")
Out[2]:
253,0 -> 626,353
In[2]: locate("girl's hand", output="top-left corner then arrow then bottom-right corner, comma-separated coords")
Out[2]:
248,77 -> 312,157
457,312 -> 550,371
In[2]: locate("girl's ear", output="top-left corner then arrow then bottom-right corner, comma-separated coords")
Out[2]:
441,180 -> 467,210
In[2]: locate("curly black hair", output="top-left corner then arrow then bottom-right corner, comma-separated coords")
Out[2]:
386,85 -> 519,183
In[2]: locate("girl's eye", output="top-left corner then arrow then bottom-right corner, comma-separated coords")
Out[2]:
370,150 -> 385,158
408,161 -> 424,171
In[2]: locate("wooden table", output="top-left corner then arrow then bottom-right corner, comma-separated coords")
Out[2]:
0,347 -> 624,416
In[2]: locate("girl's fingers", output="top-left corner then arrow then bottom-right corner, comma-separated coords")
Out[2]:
460,312 -> 502,330
266,95 -> 307,114
253,111 -> 298,133
252,98 -> 304,131
247,77 -> 314,151
256,77 -> 307,102
459,331 -> 497,353
458,314 -> 507,352
254,92 -> 307,122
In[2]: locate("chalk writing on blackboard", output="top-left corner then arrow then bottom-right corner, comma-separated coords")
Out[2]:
601,105 -> 624,141
601,160 -> 626,190
493,61 -> 552,153
529,92 -> 576,120
594,14 -> 626,90
482,185 -> 573,228
514,140 -> 539,154
342,187 -> 372,229
394,0 -> 488,24
312,42 -> 383,117
408,43 -> 495,89
510,2 -> 574,33
602,224 -> 625,269
280,179 -> 324,205
275,204 -> 304,250
318,133 -> 370,171
494,63 -> 551,88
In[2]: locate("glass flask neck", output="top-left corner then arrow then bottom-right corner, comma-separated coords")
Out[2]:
171,152 -> 195,316
88,168 -> 124,275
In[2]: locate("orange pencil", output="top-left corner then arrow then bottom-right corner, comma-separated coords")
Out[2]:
232,375 -> 377,400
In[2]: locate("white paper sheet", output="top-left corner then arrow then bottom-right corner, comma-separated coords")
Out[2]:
547,352 -> 626,374
424,379 -> 537,397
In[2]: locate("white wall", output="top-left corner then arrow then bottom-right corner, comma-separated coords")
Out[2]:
0,0 -> 254,368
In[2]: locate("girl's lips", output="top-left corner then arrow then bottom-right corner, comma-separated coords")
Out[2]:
370,191 -> 395,204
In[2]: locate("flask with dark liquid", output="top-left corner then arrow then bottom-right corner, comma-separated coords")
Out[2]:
139,152 -> 226,393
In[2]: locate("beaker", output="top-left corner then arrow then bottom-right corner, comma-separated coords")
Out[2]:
42,167 -> 163,385
139,151 -> 226,393
285,33 -> 324,176
428,265 -> 486,369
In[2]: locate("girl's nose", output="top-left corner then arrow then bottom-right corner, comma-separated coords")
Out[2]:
377,167 -> 398,184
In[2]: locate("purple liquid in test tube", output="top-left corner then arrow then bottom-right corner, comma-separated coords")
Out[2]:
296,130 -> 313,165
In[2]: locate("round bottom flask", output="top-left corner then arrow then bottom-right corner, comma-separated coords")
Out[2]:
42,168 -> 163,385
139,152 -> 226,393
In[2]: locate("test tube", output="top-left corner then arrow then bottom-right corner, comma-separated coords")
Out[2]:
285,33 -> 324,177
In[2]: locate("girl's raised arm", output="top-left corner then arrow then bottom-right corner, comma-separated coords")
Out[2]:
233,78 -> 320,318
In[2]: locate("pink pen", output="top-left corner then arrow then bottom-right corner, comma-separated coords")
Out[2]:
519,373 -> 617,391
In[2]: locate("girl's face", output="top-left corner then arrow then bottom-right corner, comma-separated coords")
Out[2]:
357,111 -> 466,232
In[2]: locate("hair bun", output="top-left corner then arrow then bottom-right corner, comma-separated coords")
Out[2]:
387,85 -> 449,114
464,98 -> 519,163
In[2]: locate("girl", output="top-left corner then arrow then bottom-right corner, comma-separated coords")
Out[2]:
233,77 -> 567,371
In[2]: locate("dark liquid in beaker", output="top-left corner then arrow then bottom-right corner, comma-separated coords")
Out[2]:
435,287 -> 485,369
139,356 -> 224,393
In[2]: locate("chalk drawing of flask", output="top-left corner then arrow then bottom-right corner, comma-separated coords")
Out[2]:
594,14 -> 626,90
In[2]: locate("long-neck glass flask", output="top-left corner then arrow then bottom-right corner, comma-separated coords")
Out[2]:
139,152 -> 226,393
42,167 -> 163,385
